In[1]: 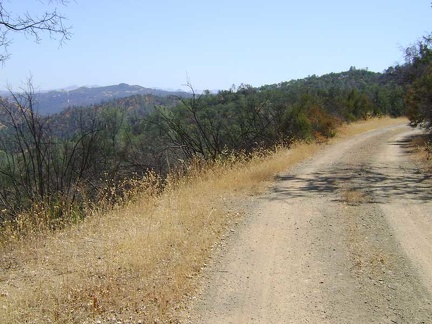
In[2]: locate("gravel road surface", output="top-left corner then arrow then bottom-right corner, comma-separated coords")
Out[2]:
185,123 -> 432,323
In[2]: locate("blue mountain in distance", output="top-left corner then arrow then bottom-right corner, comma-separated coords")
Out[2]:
0,83 -> 193,115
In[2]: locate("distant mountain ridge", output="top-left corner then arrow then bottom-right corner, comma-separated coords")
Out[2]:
0,83 -> 192,115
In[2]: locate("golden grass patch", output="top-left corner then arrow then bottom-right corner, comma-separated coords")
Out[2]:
337,116 -> 408,139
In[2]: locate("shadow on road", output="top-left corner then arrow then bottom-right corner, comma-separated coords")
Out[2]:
268,134 -> 432,203
271,167 -> 431,203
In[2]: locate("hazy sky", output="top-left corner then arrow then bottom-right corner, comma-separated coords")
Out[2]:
0,1 -> 431,91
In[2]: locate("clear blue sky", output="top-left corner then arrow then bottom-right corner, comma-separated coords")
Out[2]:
0,0 -> 431,92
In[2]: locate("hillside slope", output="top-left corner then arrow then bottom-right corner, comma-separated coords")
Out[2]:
0,117 -> 414,323
0,83 -> 191,115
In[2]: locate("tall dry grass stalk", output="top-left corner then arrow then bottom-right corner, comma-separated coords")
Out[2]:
0,117 -> 407,323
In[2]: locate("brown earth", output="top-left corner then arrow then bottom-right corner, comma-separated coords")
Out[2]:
183,123 -> 432,323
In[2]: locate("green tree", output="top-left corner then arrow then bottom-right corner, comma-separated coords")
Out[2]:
403,34 -> 432,129
406,65 -> 432,128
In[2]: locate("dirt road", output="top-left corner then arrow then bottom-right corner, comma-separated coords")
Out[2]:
185,123 -> 432,323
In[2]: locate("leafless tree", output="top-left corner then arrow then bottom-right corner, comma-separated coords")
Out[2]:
0,80 -> 105,222
0,0 -> 71,63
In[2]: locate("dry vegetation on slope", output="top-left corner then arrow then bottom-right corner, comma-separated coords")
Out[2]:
0,117 -> 407,323
408,133 -> 432,171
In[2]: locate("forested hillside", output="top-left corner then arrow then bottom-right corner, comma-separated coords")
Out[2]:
0,62 -> 421,227
403,35 -> 432,130
0,83 -> 192,115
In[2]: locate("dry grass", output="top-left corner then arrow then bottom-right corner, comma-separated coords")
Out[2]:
340,188 -> 369,206
408,132 -> 432,171
337,116 -> 408,139
0,117 -> 407,323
